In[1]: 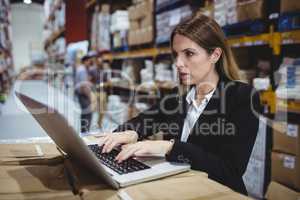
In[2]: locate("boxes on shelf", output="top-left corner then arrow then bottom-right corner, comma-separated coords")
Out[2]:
128,0 -> 154,45
271,152 -> 300,190
275,58 -> 300,101
273,121 -> 300,155
280,0 -> 300,13
236,0 -> 265,23
155,62 -> 174,83
266,181 -> 300,200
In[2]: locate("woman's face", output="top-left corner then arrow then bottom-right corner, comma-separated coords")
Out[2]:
172,34 -> 217,86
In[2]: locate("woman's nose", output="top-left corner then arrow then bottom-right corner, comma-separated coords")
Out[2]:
175,57 -> 184,69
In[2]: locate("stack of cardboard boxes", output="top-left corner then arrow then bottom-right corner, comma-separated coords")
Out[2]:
128,0 -> 154,46
267,120 -> 300,199
0,139 -> 252,200
213,0 -> 264,26
267,58 -> 300,199
271,121 -> 300,189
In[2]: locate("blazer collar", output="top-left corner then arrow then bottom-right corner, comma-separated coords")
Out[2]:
180,75 -> 231,115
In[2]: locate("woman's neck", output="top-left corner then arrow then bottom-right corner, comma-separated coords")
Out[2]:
195,70 -> 219,97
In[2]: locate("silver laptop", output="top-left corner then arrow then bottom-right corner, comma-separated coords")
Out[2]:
16,92 -> 190,189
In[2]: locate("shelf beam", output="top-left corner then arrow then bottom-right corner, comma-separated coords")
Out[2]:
103,47 -> 171,61
44,28 -> 65,49
100,30 -> 300,60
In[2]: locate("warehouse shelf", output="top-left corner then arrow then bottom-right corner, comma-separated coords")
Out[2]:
276,98 -> 300,114
44,28 -> 65,49
97,81 -> 174,96
227,33 -> 271,47
103,47 -> 171,60
281,30 -> 300,45
100,30 -> 300,61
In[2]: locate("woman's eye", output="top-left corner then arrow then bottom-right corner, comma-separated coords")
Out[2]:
185,51 -> 194,57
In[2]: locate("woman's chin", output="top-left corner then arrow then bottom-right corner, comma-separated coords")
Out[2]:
180,79 -> 193,86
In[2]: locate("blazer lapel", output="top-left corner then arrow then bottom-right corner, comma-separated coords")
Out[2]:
187,78 -> 230,140
175,94 -> 188,140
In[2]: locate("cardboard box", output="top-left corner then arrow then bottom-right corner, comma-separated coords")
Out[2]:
0,139 -> 251,200
237,0 -> 264,22
144,26 -> 153,43
130,20 -> 140,30
273,122 -> 300,155
141,14 -> 153,28
128,0 -> 153,20
280,0 -> 300,13
266,181 -> 300,200
271,152 -> 300,190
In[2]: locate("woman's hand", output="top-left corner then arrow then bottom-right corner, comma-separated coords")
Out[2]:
115,140 -> 174,163
97,131 -> 138,153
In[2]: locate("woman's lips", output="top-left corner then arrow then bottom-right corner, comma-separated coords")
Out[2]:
179,73 -> 189,79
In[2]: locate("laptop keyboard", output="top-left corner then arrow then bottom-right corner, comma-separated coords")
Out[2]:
88,144 -> 150,175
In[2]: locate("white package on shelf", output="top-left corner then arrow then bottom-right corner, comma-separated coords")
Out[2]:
110,10 -> 129,33
97,13 -> 111,51
90,9 -> 99,49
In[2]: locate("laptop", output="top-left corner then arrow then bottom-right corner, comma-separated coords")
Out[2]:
16,92 -> 190,189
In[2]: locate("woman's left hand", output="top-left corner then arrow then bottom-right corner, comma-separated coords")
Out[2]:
115,140 -> 174,163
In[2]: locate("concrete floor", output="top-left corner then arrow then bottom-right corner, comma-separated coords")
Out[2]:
0,80 -> 81,141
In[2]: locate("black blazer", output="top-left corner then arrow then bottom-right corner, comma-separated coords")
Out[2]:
115,76 -> 261,195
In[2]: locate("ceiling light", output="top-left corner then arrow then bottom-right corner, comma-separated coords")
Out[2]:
23,0 -> 32,4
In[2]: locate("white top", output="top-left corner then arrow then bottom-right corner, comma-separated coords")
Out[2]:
180,87 -> 215,142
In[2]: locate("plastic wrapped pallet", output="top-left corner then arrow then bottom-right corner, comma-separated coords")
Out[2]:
97,10 -> 111,51
214,0 -> 227,26
226,0 -> 238,25
110,10 -> 129,33
156,5 -> 192,44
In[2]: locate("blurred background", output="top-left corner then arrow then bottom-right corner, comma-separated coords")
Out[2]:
0,0 -> 300,199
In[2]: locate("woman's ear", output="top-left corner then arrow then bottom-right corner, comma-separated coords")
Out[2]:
210,47 -> 222,64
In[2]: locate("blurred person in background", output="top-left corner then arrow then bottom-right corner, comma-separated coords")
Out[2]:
75,52 -> 94,133
87,51 -> 109,129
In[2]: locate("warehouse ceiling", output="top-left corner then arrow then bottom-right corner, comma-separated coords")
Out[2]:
10,0 -> 44,4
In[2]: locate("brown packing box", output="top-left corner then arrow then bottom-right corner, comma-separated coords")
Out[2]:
144,26 -> 153,43
128,0 -> 153,20
119,171 -> 250,200
273,122 -> 300,155
280,0 -> 300,13
129,20 -> 140,30
0,139 -> 251,199
237,0 -> 264,22
0,164 -> 69,194
0,143 -> 60,161
140,14 -> 153,28
265,181 -> 300,200
271,152 -> 300,190
128,5 -> 136,20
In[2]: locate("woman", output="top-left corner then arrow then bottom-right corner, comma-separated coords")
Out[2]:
97,13 -> 261,195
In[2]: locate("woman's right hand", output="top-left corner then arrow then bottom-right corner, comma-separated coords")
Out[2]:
97,131 -> 138,153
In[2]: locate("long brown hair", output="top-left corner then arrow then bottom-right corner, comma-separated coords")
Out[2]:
170,13 -> 240,81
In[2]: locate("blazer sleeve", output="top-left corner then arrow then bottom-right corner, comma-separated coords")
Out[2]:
113,101 -> 165,140
166,85 -> 261,193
